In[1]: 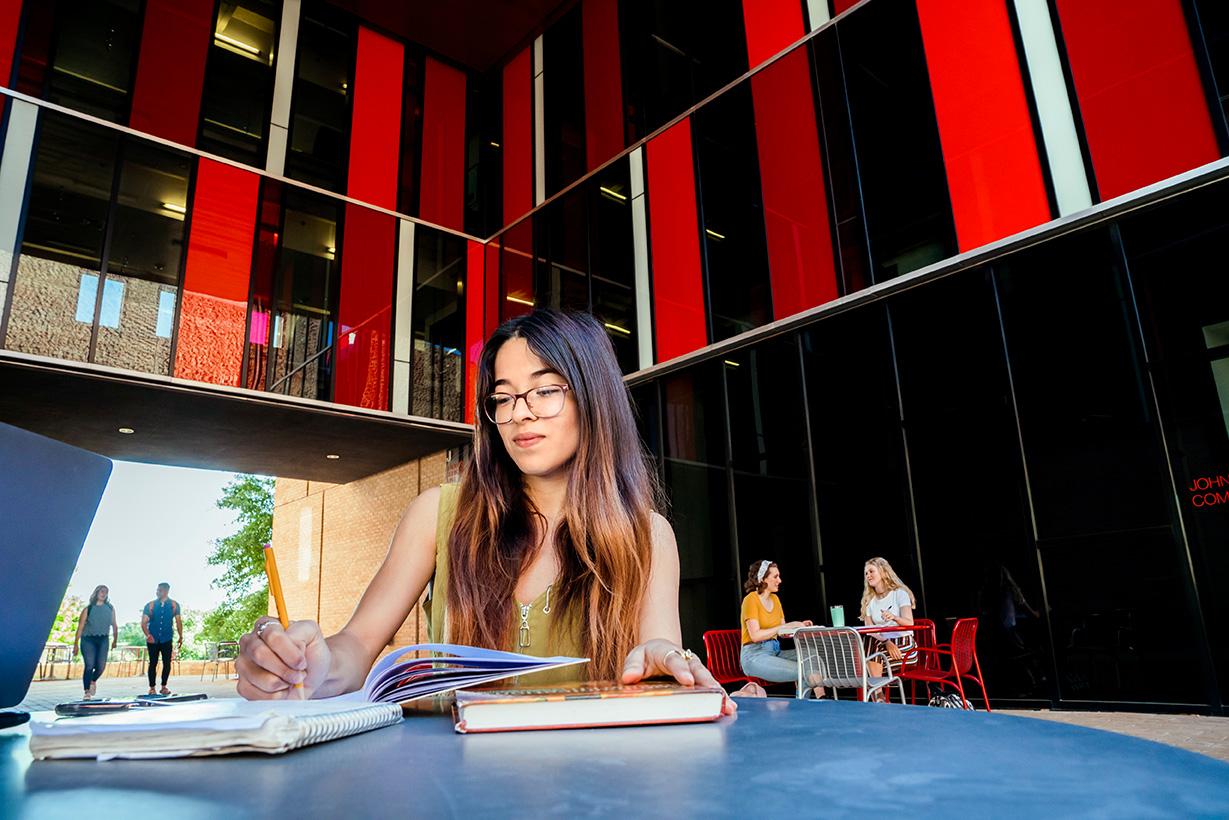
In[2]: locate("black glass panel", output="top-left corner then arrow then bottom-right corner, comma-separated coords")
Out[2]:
801,309 -> 914,627
533,188 -> 589,314
693,84 -> 772,341
285,1 -> 354,193
890,271 -> 1049,701
588,159 -> 637,373
465,67 -> 501,237
724,339 -> 820,622
661,362 -> 737,653
543,6 -> 586,197
1119,180 -> 1229,706
837,0 -> 956,282
199,0 -> 279,166
620,0 -> 749,142
43,0 -> 141,123
995,230 -> 1172,538
810,28 -> 871,295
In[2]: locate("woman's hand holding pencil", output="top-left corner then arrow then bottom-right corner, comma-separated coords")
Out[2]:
235,544 -> 331,700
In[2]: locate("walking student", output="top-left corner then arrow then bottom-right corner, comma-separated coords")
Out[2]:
73,585 -> 117,699
142,582 -> 183,695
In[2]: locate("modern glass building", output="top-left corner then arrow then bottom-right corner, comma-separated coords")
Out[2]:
0,0 -> 1226,713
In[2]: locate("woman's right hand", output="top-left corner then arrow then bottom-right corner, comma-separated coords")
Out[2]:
71,643 -> 78,657
237,617 -> 330,700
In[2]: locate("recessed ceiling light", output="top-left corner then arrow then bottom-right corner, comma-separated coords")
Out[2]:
325,454 -> 340,460
117,427 -> 135,434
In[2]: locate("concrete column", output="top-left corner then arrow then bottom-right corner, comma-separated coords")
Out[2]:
266,0 -> 302,176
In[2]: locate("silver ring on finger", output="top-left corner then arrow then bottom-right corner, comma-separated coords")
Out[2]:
255,620 -> 273,638
664,648 -> 697,664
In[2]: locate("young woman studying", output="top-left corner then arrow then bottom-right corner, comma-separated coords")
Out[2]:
236,310 -> 732,713
860,557 -> 917,682
739,560 -> 812,686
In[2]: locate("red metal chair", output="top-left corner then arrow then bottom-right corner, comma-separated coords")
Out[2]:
702,629 -> 771,689
899,617 -> 938,704
898,617 -> 991,712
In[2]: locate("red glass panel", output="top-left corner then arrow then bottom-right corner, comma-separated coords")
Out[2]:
741,0 -> 806,67
243,179 -> 282,391
130,0 -> 212,145
833,0 -> 859,14
335,204 -> 395,410
347,26 -> 403,209
419,56 -> 467,231
0,0 -> 24,86
502,47 -> 534,225
175,158 -> 260,386
646,118 -> 706,362
13,1 -> 53,96
917,0 -> 1051,250
582,0 -> 624,171
1055,0 -> 1219,200
752,49 -> 839,319
464,239 -> 485,425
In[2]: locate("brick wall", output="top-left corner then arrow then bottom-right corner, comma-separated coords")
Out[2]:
269,449 -> 463,658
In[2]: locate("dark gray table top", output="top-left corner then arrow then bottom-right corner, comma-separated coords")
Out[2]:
4,698 -> 1228,819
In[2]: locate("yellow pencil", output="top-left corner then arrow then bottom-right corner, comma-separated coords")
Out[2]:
263,543 -> 304,692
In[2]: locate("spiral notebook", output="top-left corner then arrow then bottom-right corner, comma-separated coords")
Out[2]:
28,699 -> 405,760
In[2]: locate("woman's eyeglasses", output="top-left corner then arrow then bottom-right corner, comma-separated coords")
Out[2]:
483,384 -> 570,425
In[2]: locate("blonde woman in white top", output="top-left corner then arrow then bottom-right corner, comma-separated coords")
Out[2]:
860,557 -> 916,685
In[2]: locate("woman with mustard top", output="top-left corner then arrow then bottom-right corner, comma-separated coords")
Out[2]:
739,560 -> 812,686
235,310 -> 732,713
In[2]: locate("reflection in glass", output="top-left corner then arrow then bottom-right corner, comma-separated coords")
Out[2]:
411,228 -> 466,421
261,190 -> 340,400
890,271 -> 1047,701
3,113 -> 118,362
1119,183 -> 1229,706
199,0 -> 279,166
94,142 -> 192,375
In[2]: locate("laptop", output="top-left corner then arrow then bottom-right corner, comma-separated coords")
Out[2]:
0,421 -> 112,724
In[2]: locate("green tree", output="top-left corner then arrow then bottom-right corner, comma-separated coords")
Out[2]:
118,621 -> 145,646
200,475 -> 274,644
47,594 -> 85,645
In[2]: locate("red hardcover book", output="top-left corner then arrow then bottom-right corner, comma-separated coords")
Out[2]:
453,681 -> 726,733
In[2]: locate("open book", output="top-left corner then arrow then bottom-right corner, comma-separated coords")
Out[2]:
29,644 -> 587,759
331,643 -> 587,703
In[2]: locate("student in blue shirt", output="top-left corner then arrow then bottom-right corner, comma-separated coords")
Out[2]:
141,583 -> 183,695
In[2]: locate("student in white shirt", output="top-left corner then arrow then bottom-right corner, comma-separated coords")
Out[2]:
860,557 -> 916,684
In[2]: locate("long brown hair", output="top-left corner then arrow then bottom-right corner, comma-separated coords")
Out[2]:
445,310 -> 663,679
88,585 -> 109,606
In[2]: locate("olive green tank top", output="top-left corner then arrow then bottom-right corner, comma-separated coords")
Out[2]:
425,483 -> 586,685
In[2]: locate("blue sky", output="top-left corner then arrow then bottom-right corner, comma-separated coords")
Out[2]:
67,461 -> 260,624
